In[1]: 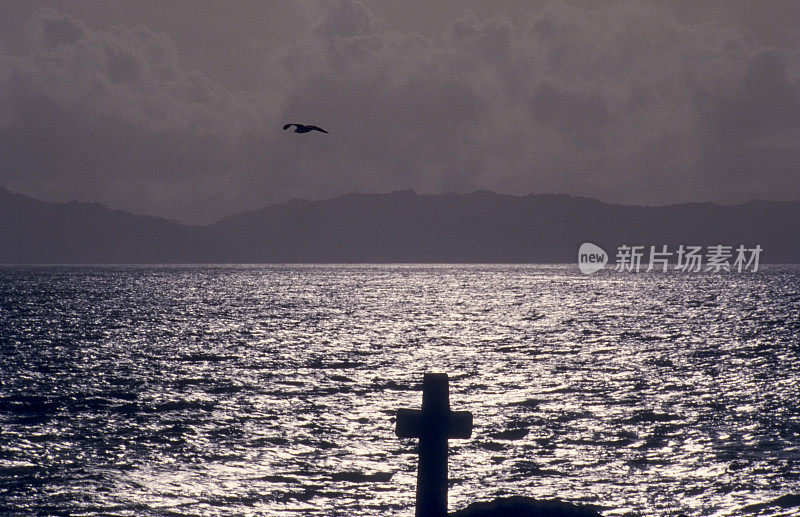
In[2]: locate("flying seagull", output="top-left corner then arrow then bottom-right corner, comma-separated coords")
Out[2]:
283,123 -> 329,134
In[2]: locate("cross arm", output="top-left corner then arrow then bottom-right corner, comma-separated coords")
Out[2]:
448,410 -> 473,439
396,408 -> 423,438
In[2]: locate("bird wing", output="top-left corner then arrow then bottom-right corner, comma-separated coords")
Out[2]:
309,125 -> 329,133
282,123 -> 295,130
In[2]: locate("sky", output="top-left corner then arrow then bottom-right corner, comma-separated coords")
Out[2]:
1,1 -> 799,223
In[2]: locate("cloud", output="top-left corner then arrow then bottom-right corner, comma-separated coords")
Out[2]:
1,2 -> 799,223
27,8 -> 87,48
695,50 -> 800,200
1,8 -> 267,221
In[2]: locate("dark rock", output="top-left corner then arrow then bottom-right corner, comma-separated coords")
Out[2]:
450,496 -> 602,517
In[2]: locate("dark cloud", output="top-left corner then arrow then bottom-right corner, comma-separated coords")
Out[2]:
695,50 -> 800,201
710,51 -> 800,143
29,8 -> 87,47
0,1 -> 799,222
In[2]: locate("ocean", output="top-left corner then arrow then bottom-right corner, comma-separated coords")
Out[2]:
1,264 -> 798,516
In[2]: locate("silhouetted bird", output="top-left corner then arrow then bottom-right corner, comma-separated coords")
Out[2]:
283,123 -> 329,134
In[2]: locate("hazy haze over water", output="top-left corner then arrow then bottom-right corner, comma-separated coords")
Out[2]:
1,265 -> 798,516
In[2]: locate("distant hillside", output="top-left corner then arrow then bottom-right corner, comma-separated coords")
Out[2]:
0,187 -> 199,263
2,187 -> 799,263
202,190 -> 800,263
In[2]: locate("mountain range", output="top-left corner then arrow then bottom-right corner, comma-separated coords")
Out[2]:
1,186 -> 798,263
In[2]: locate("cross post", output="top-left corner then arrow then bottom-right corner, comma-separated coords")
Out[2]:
396,373 -> 473,517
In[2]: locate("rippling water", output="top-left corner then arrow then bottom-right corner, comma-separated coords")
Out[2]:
1,265 -> 799,516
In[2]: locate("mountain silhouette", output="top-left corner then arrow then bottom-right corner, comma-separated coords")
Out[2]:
1,186 -> 799,263
0,187 -> 200,263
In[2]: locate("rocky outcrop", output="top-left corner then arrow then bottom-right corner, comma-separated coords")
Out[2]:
450,496 -> 602,517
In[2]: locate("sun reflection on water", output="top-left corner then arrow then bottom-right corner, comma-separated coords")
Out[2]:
0,264 -> 798,515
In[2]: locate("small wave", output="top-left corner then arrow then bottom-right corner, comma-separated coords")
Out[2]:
306,358 -> 365,369
489,428 -> 529,441
178,352 -> 233,363
0,395 -> 58,415
478,441 -> 508,451
297,438 -> 338,450
507,398 -> 540,409
329,470 -> 393,483
623,410 -> 681,424
371,379 -> 414,391
259,474 -> 300,484
741,494 -> 800,513
250,436 -> 290,447
521,311 -> 545,321
206,384 -> 244,394
511,460 -> 563,477
148,399 -> 217,413
328,374 -> 354,383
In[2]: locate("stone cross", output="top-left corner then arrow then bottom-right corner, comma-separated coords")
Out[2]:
396,373 -> 473,517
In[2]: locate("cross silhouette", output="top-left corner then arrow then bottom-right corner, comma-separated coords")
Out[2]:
396,373 -> 473,517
